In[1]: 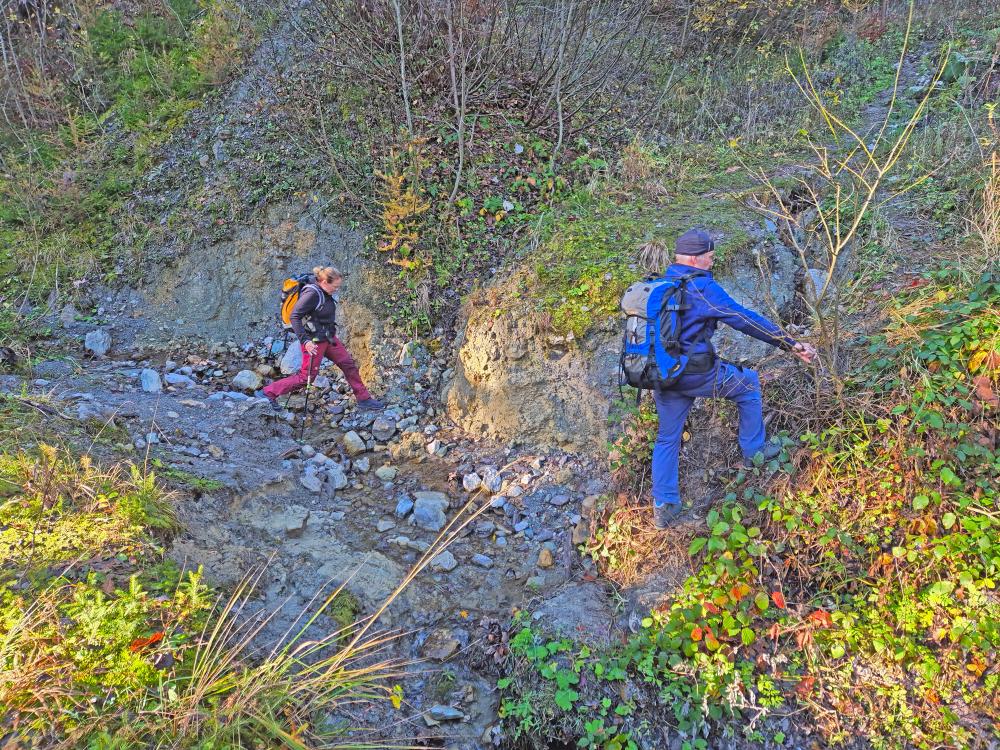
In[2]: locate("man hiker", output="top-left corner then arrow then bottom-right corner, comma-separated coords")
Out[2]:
262,266 -> 384,411
645,230 -> 816,529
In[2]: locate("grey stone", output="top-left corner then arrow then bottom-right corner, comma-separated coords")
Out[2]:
84,329 -> 112,357
354,456 -> 370,474
430,550 -> 458,572
342,431 -> 366,457
371,416 -> 397,442
376,519 -> 396,532
279,345 -> 303,375
395,496 -> 414,517
391,535 -> 430,553
60,304 -> 78,328
428,705 -> 465,722
481,467 -> 502,494
462,472 -> 482,492
232,370 -> 263,392
421,629 -> 460,660
325,464 -> 349,490
399,341 -> 420,366
471,554 -> 494,569
164,372 -> 195,387
300,473 -> 323,493
412,491 -> 449,532
526,575 -> 545,589
301,444 -> 317,459
376,465 -> 398,481
514,520 -> 531,533
139,369 -> 162,393
549,494 -> 571,507
281,506 -> 310,538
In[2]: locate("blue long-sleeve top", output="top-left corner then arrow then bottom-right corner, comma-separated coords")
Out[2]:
661,263 -> 797,356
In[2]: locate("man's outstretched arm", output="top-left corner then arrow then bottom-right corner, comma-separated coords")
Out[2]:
697,280 -> 801,352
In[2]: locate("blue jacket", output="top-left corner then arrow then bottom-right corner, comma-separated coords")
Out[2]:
661,263 -> 796,357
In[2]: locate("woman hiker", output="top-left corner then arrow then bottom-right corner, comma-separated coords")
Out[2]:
262,266 -> 384,411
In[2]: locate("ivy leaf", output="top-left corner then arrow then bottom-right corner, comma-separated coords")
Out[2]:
913,494 -> 929,510
688,536 -> 708,555
942,512 -> 957,529
554,688 -> 579,711
754,592 -> 770,612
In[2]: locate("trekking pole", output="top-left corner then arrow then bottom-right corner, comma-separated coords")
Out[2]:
298,368 -> 313,442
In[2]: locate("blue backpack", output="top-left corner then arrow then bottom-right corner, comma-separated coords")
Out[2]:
619,271 -> 706,399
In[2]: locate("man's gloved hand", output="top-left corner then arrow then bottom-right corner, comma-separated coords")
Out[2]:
304,341 -> 319,356
793,342 -> 818,364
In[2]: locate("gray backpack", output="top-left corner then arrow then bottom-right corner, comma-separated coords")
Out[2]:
619,271 -> 705,400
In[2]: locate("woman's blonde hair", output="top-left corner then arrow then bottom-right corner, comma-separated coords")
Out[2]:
313,266 -> 343,283
635,240 -> 670,276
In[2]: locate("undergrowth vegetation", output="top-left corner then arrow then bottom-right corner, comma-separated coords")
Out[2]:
0,0 -> 251,305
496,267 -> 998,749
0,399 -> 401,748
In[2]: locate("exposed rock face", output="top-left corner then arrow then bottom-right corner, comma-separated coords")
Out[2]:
443,239 -> 798,455
443,306 -> 618,455
142,203 -> 366,343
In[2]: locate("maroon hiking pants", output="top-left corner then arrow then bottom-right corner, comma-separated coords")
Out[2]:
263,338 -> 371,401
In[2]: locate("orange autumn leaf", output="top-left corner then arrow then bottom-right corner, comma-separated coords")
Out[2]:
129,632 -> 164,652
729,583 -> 751,601
690,626 -> 703,642
771,591 -> 786,609
808,610 -> 833,628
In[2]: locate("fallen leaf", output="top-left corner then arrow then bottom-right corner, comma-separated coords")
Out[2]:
690,626 -> 703,642
129,632 -> 164,652
771,591 -> 786,609
972,375 -> 998,408
808,610 -> 834,628
795,675 -> 816,697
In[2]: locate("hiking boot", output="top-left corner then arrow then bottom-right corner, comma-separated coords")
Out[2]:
250,393 -> 282,413
653,502 -> 682,530
744,439 -> 782,468
357,398 -> 385,411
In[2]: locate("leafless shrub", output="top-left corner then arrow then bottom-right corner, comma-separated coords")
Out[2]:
745,3 -> 948,398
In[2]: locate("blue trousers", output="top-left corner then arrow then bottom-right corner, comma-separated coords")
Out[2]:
651,362 -> 766,507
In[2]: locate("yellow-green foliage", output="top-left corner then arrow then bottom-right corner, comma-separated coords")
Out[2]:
0,0 -> 250,302
526,143 -> 761,338
377,138 -> 431,270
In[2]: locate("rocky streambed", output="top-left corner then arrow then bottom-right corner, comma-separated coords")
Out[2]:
6,337 -> 641,748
